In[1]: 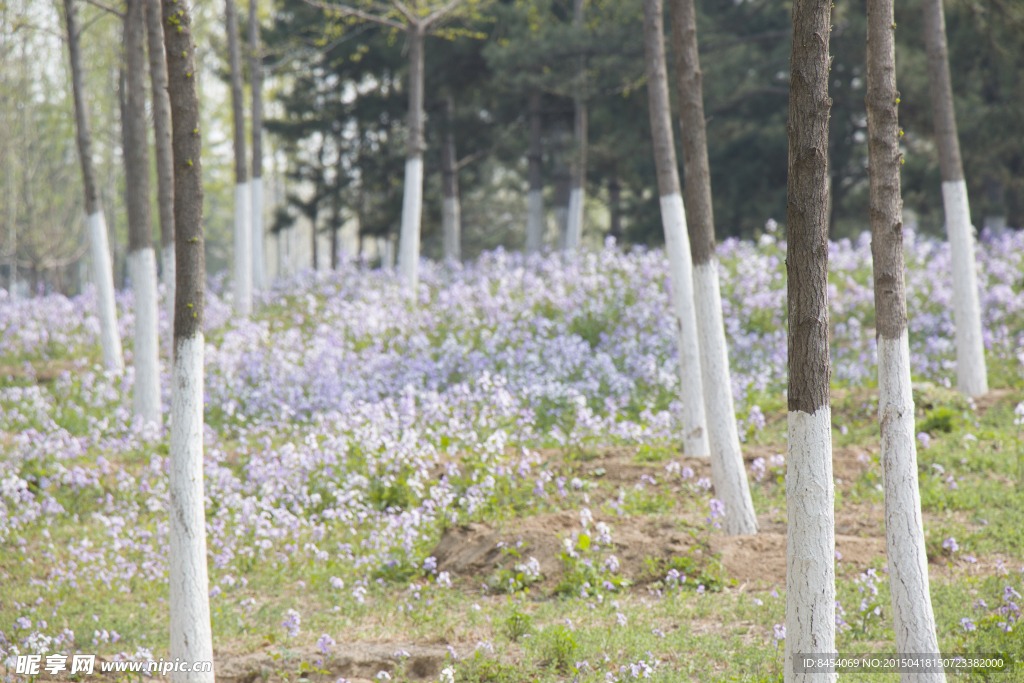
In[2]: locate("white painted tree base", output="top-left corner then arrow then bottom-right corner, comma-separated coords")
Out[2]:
88,211 -> 124,373
693,259 -> 757,534
941,180 -> 988,397
878,333 -> 946,682
129,248 -> 161,425
399,156 -> 424,293
565,188 -> 584,252
234,181 -> 252,315
785,406 -> 836,683
251,177 -> 264,291
442,195 -> 461,262
526,190 -> 544,253
658,193 -> 709,458
169,333 -> 215,683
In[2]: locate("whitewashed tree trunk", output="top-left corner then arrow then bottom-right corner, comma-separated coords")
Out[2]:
942,180 -> 987,396
784,0 -> 836,677
168,335 -> 214,683
398,25 -> 425,293
660,196 -> 710,457
564,0 -> 587,253
233,181 -> 252,314
922,0 -> 987,397
250,0 -> 265,291
88,212 -> 125,373
162,0 -> 214,678
526,90 -> 544,254
129,249 -> 161,423
65,0 -> 123,373
694,261 -> 757,532
441,93 -> 461,262
785,408 -> 836,683
641,0 -> 709,459
252,177 -> 264,288
866,1 -> 945,674
226,0 -> 251,314
669,0 -> 756,534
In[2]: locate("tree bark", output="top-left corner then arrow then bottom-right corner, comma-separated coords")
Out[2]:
441,92 -> 461,262
669,0 -> 757,535
641,0 -> 709,460
162,2 -> 215,680
866,1 -> 945,677
398,23 -> 425,293
63,0 -> 124,373
553,126 -> 571,249
144,0 -> 175,332
784,0 -> 836,679
526,90 -> 544,254
226,0 -> 252,314
124,0 -> 161,425
565,0 -> 587,252
921,0 -> 987,397
250,0 -> 265,290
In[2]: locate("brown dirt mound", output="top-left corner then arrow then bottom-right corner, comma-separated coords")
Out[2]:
430,511 -> 888,592
215,642 -> 454,683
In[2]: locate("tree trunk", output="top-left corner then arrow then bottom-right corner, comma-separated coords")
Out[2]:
124,0 -> 161,425
441,92 -> 462,262
784,0 -> 836,679
553,127 -> 571,250
6,161 -> 16,297
608,174 -> 622,244
526,90 -> 545,254
565,0 -> 587,252
144,0 -> 175,337
310,206 -> 319,270
226,0 -> 252,315
162,2 -> 215,680
331,224 -> 339,270
641,0 -> 709,460
250,0 -> 265,290
669,0 -> 757,535
921,0 -> 987,397
866,1 -> 945,677
63,0 -> 124,374
398,24 -> 425,293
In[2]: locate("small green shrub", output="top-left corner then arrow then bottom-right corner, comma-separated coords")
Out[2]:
503,602 -> 533,642
540,625 -> 578,670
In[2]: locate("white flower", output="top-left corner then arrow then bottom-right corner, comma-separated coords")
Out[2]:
440,667 -> 456,683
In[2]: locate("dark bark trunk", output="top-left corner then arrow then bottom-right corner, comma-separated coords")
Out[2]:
608,174 -> 622,242
249,0 -> 263,182
226,0 -> 247,184
528,91 -> 543,195
64,0 -> 101,216
124,0 -> 152,254
331,224 -> 338,270
669,0 -> 715,264
921,0 -> 963,182
786,0 -> 833,415
866,0 -> 906,340
145,0 -> 174,251
164,0 -> 205,341
311,211 -> 319,271
642,0 -> 682,199
407,25 -> 424,159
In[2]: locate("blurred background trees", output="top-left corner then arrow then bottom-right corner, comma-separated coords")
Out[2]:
1,0 -> 1022,291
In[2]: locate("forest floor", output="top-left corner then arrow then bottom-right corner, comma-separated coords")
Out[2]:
13,381 -> 1020,683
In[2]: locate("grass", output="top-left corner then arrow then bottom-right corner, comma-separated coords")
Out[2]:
2,366 -> 1023,683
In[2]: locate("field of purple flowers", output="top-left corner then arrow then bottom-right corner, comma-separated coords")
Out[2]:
1,229 -> 1023,682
